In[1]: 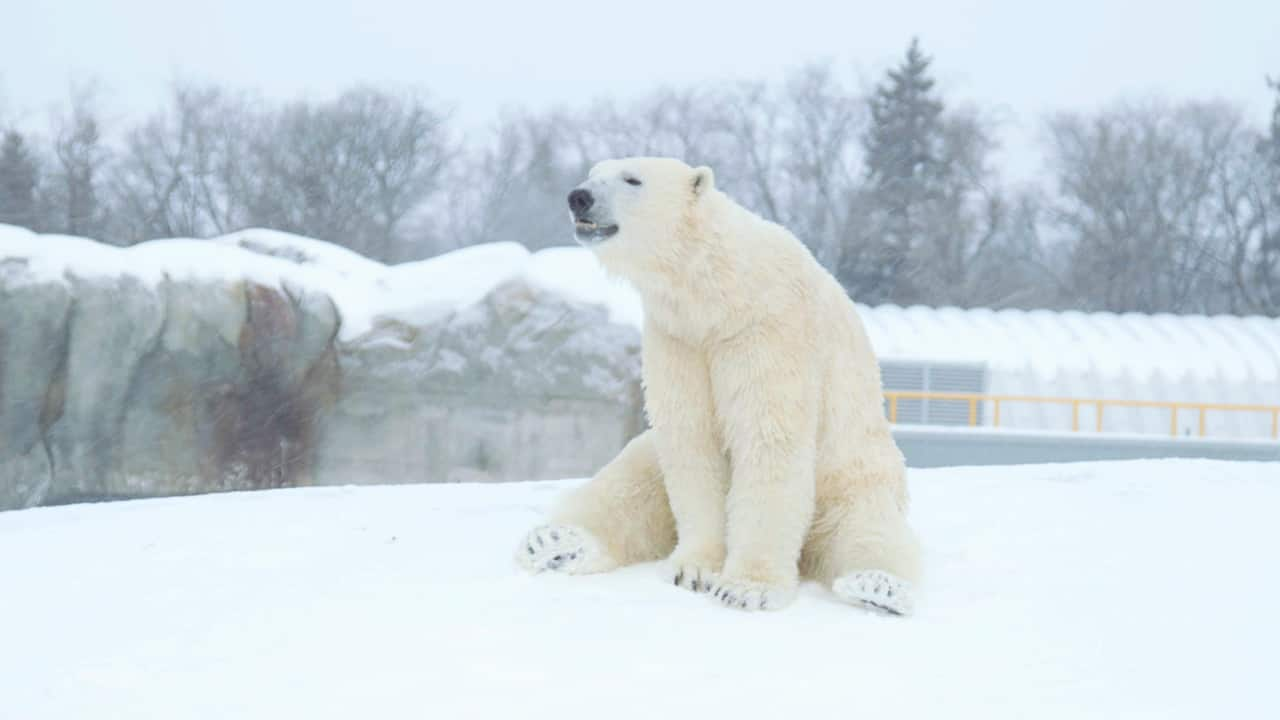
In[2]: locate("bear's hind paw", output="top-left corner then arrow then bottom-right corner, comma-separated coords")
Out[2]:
832,570 -> 914,616
516,524 -> 615,575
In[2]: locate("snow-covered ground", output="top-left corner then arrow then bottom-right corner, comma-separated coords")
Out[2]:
2,459 -> 1275,719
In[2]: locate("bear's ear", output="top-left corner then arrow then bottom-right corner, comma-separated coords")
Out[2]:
692,165 -> 714,196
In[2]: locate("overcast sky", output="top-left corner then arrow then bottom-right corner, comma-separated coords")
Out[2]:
4,0 -> 1279,179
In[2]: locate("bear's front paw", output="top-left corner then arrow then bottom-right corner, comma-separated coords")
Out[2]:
516,525 -> 615,575
710,576 -> 797,612
663,544 -> 724,594
662,561 -> 718,594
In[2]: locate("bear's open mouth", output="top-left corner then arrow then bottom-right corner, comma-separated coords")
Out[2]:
574,220 -> 619,241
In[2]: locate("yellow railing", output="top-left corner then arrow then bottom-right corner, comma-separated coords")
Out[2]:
882,390 -> 1280,439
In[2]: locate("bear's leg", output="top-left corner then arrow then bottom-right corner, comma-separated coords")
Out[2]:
517,429 -> 676,575
707,340 -> 819,611
802,482 -> 921,616
709,449 -> 816,610
643,328 -> 732,594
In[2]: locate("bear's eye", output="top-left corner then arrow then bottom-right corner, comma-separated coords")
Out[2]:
624,177 -> 642,186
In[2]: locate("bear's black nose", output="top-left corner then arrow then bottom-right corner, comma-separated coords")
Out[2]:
568,189 -> 594,217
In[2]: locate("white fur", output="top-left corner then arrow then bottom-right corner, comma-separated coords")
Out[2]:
519,157 -> 921,614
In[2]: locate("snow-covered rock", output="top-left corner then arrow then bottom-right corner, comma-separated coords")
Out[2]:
0,235 -> 342,509
1,459 -> 1275,719
319,276 -> 643,486
0,225 -> 643,509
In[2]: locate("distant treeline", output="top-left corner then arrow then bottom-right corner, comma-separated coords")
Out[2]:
2,39 -> 1277,315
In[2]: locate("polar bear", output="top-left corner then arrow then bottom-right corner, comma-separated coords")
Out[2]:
517,157 -> 920,614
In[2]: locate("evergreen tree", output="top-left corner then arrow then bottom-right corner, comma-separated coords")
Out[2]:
851,37 -> 947,303
0,130 -> 39,229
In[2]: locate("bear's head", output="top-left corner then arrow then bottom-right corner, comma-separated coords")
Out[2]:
567,157 -> 715,278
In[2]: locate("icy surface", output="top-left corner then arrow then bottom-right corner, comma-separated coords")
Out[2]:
1,459 -> 1276,719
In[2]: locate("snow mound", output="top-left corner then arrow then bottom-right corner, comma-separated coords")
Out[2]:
0,225 -> 632,342
212,229 -> 390,281
2,459 -> 1275,719
523,245 -> 643,327
379,241 -> 531,327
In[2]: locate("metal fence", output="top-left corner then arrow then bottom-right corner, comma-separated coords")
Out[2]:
884,390 -> 1280,440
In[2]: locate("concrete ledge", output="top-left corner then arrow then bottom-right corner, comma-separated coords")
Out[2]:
893,425 -> 1280,467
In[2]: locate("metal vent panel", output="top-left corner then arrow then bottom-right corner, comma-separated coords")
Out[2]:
881,360 -> 988,426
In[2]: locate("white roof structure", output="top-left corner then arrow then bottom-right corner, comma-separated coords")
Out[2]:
860,306 -> 1280,439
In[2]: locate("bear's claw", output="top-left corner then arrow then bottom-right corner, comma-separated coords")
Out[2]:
709,577 -> 796,612
832,570 -> 914,616
516,524 -> 614,575
665,563 -> 717,595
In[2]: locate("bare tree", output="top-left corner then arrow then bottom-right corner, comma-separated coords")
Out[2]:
113,82 -> 257,241
248,87 -> 452,261
1220,80 -> 1280,314
575,86 -> 726,164
339,88 -> 453,260
773,65 -> 865,268
914,106 -> 1007,305
717,80 -> 787,223
45,82 -> 109,239
443,109 -> 586,253
690,65 -> 867,271
1045,99 -> 1248,313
